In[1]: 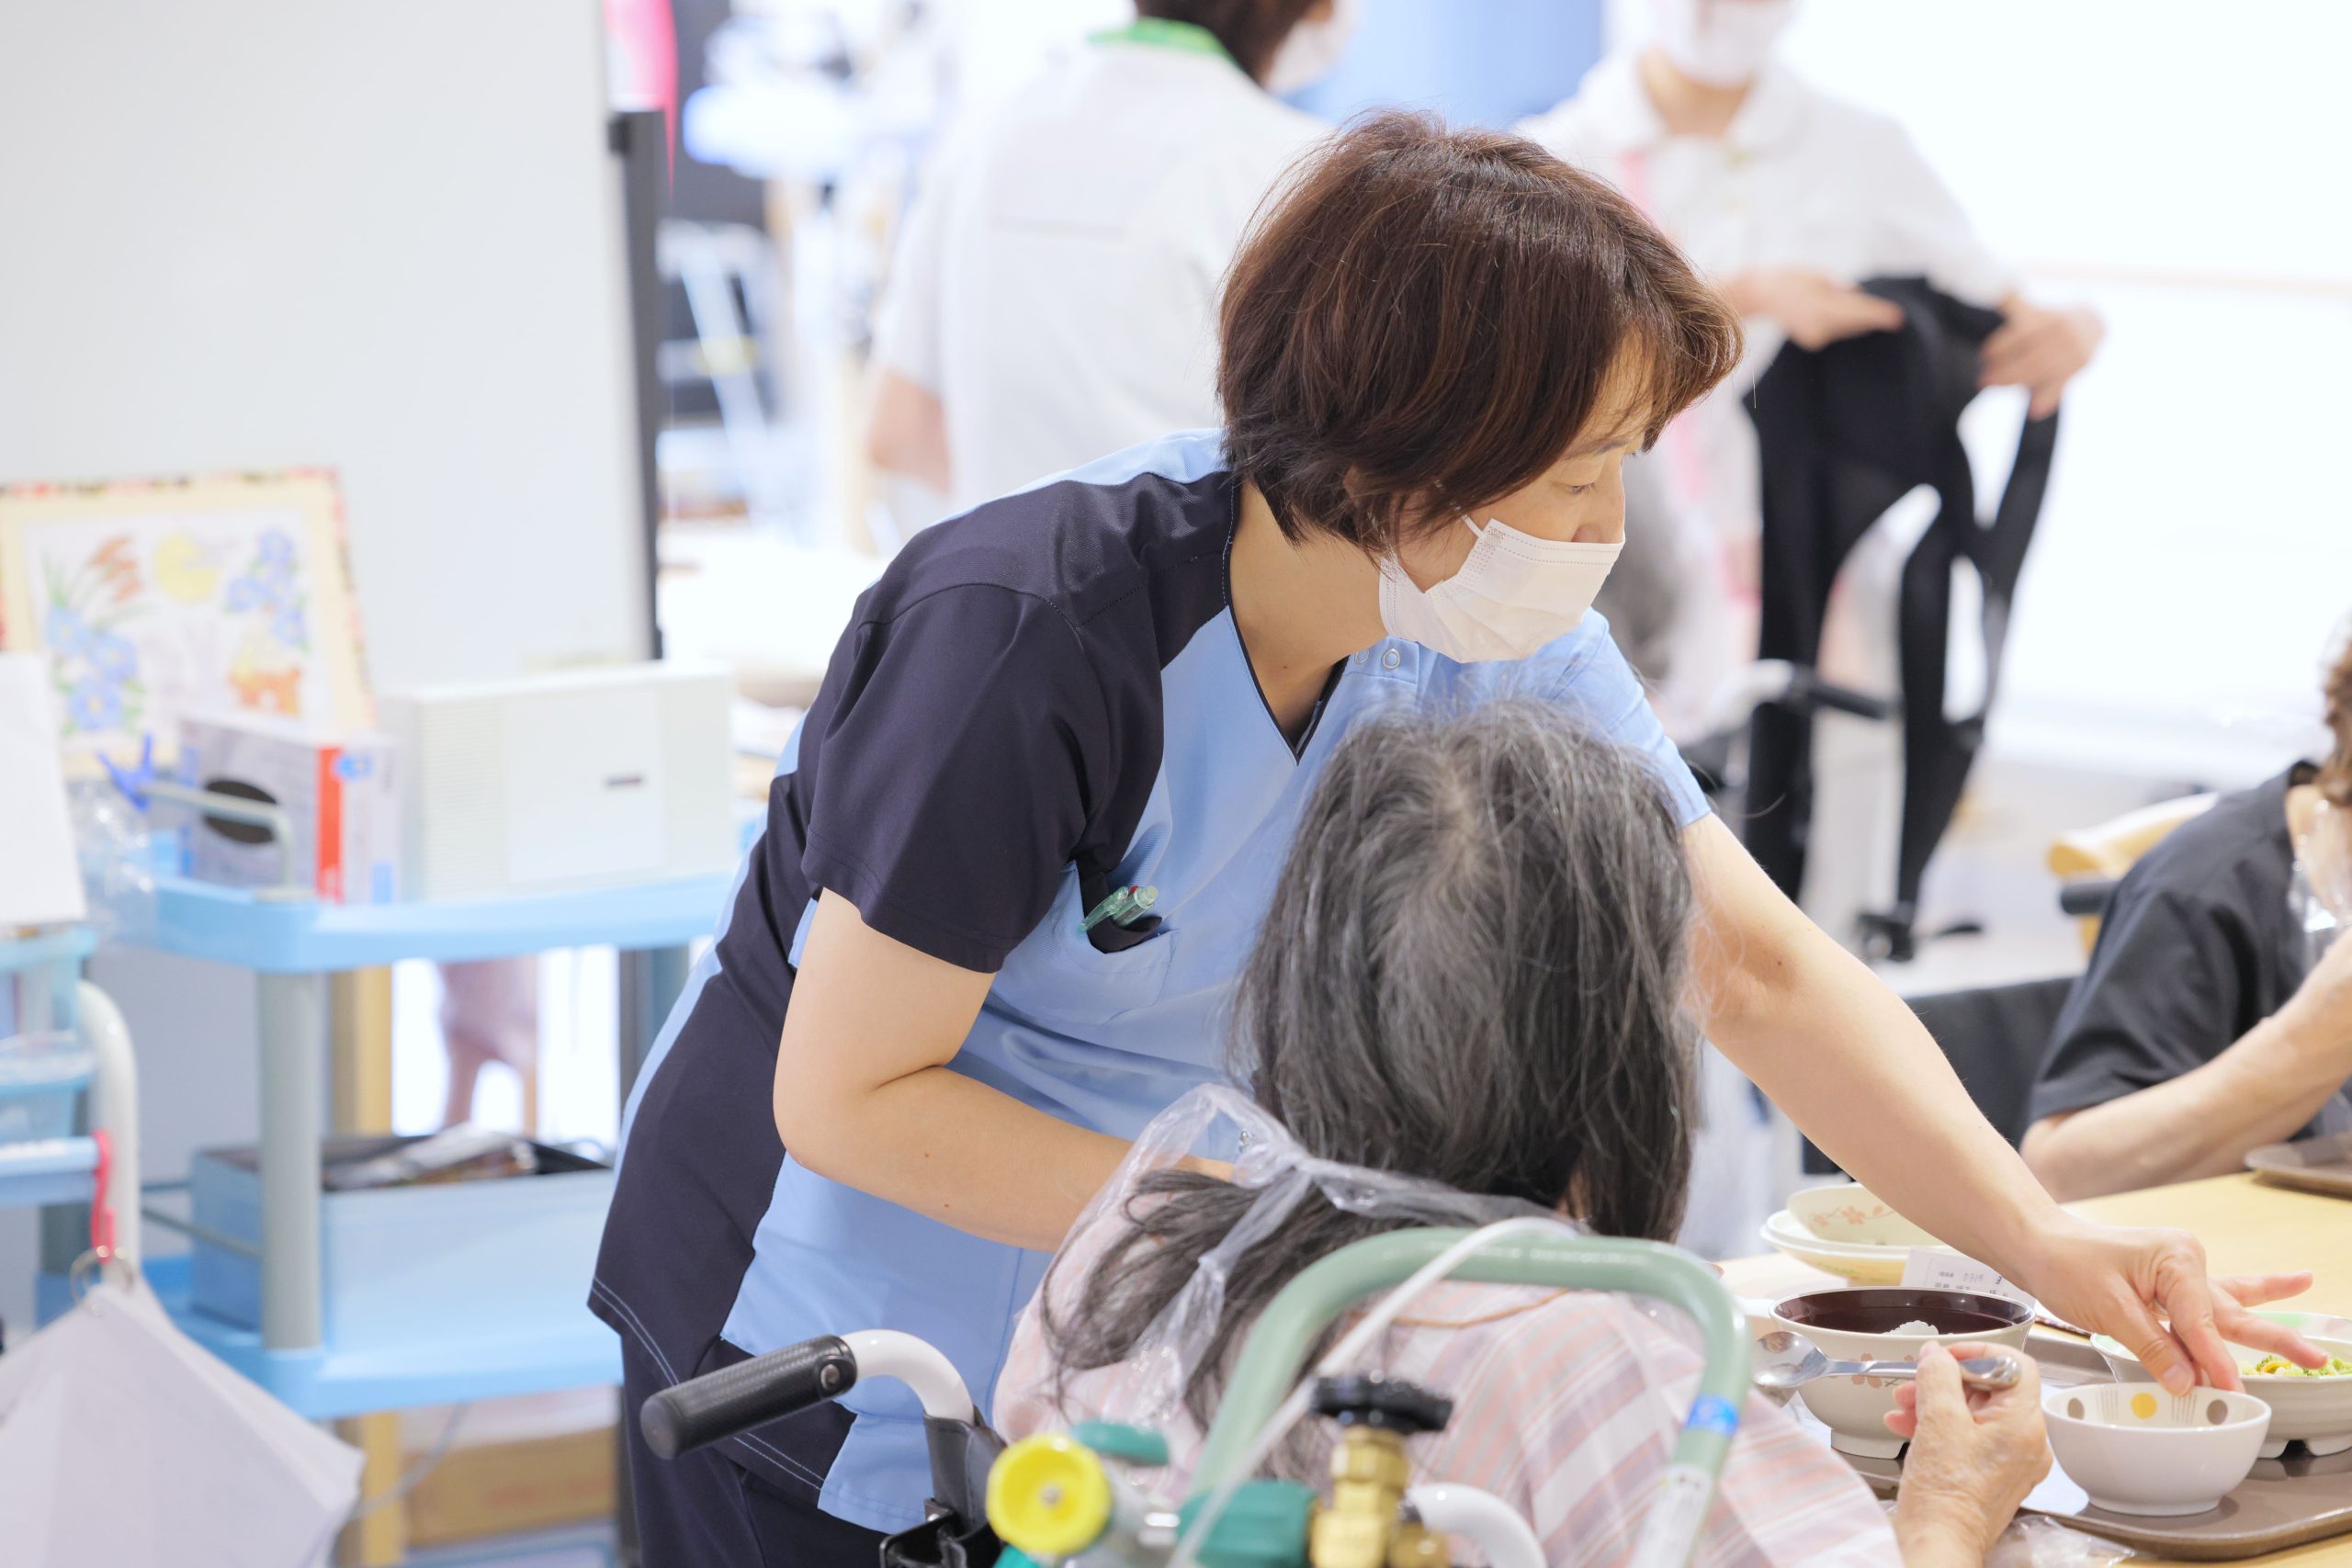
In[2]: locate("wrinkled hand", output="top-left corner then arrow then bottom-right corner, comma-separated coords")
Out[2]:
2018,1220 -> 2323,1393
1979,301 -> 2103,417
1733,267 -> 1905,351
1889,1342 -> 2049,1565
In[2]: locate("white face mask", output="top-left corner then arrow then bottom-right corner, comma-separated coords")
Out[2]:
1263,0 -> 1361,95
1648,0 -> 1795,88
1377,516 -> 1623,664
2301,795 -> 2352,925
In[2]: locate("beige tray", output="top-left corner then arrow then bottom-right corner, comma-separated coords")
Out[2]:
1811,1330 -> 2352,1561
2248,1132 -> 2352,1200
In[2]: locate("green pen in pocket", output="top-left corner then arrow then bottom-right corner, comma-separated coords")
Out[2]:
1081,884 -> 1159,932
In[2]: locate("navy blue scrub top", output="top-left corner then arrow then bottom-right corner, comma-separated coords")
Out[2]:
594,431 -> 1710,1530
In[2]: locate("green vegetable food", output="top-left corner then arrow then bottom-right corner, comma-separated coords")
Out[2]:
2243,1354 -> 2352,1378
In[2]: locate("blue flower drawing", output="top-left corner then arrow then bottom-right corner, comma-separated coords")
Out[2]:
41,550 -> 145,739
67,678 -> 124,733
45,604 -> 89,658
86,632 -> 138,682
271,605 -> 308,649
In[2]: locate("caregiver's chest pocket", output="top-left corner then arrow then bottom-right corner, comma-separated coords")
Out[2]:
989,875 -> 1176,1029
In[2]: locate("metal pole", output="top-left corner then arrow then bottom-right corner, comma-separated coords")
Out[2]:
76,982 -> 141,1269
616,944 -> 690,1104
257,970 -> 326,1350
609,107 -> 666,663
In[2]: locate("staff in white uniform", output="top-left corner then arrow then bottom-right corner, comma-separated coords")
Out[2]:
1521,0 -> 2104,728
866,1 -> 1353,513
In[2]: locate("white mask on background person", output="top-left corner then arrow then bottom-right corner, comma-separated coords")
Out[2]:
1262,0 -> 1362,96
1647,0 -> 1795,87
2301,795 -> 2352,925
1377,516 -> 1623,663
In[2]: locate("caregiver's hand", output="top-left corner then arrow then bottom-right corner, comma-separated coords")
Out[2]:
1723,267 -> 1903,350
2012,1219 -> 2324,1393
1888,1342 -> 2047,1568
1980,300 -> 2103,418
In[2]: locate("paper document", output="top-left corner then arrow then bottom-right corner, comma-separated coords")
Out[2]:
1900,1246 -> 2038,1312
0,653 -> 86,926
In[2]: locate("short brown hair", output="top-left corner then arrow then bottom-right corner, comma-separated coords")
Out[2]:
1218,111 -> 1743,549
1136,1 -> 1320,83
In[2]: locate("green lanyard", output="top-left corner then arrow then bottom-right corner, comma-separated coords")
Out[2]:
1087,17 -> 1234,65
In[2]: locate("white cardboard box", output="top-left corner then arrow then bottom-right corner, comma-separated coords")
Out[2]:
379,662 -> 733,900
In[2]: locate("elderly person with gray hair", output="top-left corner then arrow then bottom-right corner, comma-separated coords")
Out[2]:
996,704 -> 2048,1566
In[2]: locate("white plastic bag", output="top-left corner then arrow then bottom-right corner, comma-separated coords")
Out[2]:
0,1274 -> 361,1567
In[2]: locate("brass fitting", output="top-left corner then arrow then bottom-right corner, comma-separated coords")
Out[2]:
1307,1427 -> 1412,1568
1386,1520 -> 1449,1568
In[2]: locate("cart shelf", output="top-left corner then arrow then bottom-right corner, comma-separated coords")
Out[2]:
0,1134 -> 97,1210
147,871 -> 735,973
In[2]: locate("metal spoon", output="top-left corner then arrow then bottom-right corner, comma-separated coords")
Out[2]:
1752,1329 -> 2023,1393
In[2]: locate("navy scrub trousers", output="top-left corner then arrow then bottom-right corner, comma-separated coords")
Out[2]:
619,1338 -> 884,1566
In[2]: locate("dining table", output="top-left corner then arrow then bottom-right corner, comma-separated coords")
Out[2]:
1721,1172 -> 2352,1566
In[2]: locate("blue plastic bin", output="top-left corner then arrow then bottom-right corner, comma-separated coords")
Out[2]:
188,1136 -> 615,1348
0,1031 -> 93,1145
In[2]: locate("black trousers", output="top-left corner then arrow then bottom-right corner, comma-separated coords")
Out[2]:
622,1337 -> 888,1568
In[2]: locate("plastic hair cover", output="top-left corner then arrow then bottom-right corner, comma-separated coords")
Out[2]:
1020,1083 -> 1563,1462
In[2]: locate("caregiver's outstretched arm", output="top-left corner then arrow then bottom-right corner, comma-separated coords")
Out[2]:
772,890 -> 1132,1252
1679,817 -> 2324,1392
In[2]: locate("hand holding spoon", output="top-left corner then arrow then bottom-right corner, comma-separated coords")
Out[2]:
1752,1329 -> 2022,1393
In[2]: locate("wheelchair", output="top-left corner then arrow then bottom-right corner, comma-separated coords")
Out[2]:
641,1229 -> 1749,1568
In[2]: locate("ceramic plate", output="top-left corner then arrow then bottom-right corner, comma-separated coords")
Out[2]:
1784,1181 -> 1942,1247
1758,1210 -> 1914,1285
2247,1130 -> 2352,1198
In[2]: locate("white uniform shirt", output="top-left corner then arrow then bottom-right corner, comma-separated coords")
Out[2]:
1520,53 -> 2017,545
871,39 -> 1327,513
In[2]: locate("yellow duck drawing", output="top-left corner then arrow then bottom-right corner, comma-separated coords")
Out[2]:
153,531 -> 220,604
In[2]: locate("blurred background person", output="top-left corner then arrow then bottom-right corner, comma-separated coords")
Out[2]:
436,959 -> 541,1132
1523,0 -> 2104,746
2024,627 -> 2352,1199
863,0 -> 1352,514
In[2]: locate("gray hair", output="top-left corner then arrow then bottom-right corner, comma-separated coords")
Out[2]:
1041,700 -> 1700,1428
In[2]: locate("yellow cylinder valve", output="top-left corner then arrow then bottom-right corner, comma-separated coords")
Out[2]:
988,1434 -> 1116,1561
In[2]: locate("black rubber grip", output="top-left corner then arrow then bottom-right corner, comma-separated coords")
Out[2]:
2058,877 -> 2120,917
640,1335 -> 859,1460
1788,671 -> 1900,722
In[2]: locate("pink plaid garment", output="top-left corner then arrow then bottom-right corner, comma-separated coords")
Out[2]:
996,1239 -> 1900,1566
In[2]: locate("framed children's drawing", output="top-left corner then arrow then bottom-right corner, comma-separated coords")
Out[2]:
0,470 -> 372,766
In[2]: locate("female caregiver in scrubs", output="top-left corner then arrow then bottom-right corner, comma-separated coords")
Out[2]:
596,115 -> 2313,1565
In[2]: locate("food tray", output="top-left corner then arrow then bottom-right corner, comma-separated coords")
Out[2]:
1809,1329 -> 2352,1560
2247,1132 -> 2352,1200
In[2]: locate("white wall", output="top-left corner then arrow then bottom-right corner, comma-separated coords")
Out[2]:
0,0 -> 651,691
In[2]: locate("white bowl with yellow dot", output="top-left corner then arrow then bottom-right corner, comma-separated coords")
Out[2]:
2089,1316 -> 2352,1459
2042,1383 -> 2269,1517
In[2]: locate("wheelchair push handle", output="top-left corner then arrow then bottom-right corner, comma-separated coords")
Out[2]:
640,1329 -> 976,1461
641,1334 -> 859,1459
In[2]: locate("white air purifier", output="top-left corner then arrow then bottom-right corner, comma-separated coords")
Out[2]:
379,662 -> 736,900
